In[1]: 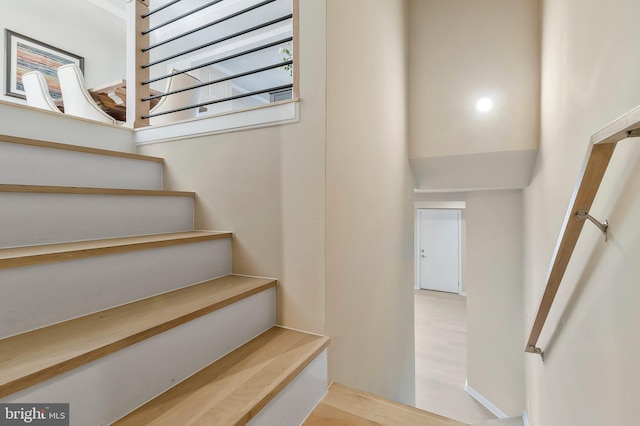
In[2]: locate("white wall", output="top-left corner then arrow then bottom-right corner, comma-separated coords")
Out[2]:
325,0 -> 416,405
0,0 -> 125,104
414,190 -> 525,416
407,0 -> 540,191
139,0 -> 418,405
408,0 -> 540,159
524,0 -> 640,424
138,0 -> 328,336
465,190 -> 524,417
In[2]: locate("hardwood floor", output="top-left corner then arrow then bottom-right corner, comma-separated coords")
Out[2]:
305,383 -> 466,425
415,289 -> 496,424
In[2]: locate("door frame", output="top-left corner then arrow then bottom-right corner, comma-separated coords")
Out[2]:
414,201 -> 465,295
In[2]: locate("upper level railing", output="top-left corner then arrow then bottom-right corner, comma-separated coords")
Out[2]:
526,105 -> 640,356
127,0 -> 297,128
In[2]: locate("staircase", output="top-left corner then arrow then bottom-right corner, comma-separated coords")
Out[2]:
0,134 -> 329,425
0,131 -> 474,425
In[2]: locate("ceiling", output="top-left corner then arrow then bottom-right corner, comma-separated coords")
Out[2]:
87,0 -> 127,20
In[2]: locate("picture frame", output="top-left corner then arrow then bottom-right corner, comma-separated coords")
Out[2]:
4,29 -> 84,100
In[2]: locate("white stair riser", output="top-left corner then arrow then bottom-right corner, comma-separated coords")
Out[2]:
0,238 -> 231,338
2,288 -> 276,426
0,193 -> 194,248
0,142 -> 163,190
0,104 -> 135,153
248,349 -> 328,426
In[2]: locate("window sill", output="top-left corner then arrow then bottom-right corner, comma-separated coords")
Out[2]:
134,99 -> 300,146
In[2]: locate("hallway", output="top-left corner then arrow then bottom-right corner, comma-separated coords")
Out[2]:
415,290 -> 495,424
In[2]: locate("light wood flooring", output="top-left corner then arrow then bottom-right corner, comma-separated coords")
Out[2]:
415,289 -> 496,424
305,383 -> 466,425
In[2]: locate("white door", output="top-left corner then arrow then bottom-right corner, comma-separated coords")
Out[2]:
418,209 -> 460,293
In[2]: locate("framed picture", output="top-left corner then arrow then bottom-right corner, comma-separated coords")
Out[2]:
4,29 -> 84,100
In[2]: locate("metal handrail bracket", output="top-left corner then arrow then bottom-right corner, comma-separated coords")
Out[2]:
574,210 -> 608,241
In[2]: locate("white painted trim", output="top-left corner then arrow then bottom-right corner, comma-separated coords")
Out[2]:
135,101 -> 299,145
523,411 -> 530,426
457,209 -> 463,295
414,201 -> 466,209
414,186 -> 524,193
415,209 -> 425,291
465,380 -> 509,419
276,324 -> 326,339
231,273 -> 279,282
414,208 -> 420,290
199,228 -> 234,234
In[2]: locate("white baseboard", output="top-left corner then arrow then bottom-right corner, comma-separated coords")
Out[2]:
523,411 -> 529,426
464,380 -> 508,419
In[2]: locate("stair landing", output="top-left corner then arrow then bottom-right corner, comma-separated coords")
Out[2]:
304,383 -> 467,425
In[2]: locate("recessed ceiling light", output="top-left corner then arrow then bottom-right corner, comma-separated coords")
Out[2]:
476,97 -> 493,112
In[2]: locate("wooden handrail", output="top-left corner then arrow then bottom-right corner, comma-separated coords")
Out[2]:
526,105 -> 640,355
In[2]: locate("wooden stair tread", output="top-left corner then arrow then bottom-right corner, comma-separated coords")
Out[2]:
0,183 -> 194,197
0,231 -> 232,269
304,383 -> 468,426
0,134 -> 164,163
0,274 -> 276,398
114,326 -> 329,425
